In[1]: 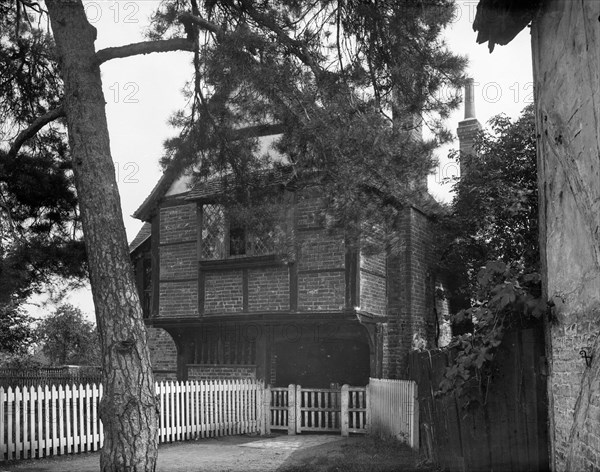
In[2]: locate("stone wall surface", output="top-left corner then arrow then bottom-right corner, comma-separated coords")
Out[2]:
532,1 -> 600,470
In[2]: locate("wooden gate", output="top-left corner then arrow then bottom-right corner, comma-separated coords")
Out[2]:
267,384 -> 367,435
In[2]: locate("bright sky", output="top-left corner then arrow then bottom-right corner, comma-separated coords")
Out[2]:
29,1 -> 534,321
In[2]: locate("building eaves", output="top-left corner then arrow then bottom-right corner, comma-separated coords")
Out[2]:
473,0 -> 543,52
129,222 -> 152,253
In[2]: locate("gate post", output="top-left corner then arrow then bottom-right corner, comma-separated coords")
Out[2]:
341,384 -> 349,437
262,384 -> 271,435
288,384 -> 296,435
365,382 -> 371,434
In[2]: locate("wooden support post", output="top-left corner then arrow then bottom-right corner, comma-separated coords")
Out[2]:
341,384 -> 349,437
288,384 -> 297,435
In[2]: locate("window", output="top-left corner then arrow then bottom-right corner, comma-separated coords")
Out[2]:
200,203 -> 277,260
201,204 -> 226,259
229,226 -> 246,256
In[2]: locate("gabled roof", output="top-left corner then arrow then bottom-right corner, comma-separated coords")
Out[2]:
129,222 -> 151,254
132,161 -> 186,222
133,163 -> 296,222
184,167 -> 295,201
133,126 -> 285,222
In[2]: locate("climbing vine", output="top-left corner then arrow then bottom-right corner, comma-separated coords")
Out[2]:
438,261 -> 545,400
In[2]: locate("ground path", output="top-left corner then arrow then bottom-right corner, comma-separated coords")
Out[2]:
1,435 -> 349,472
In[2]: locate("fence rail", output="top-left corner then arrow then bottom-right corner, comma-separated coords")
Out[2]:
1,379 -> 264,462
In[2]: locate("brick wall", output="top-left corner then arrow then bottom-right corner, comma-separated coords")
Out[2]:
187,364 -> 257,380
383,206 -> 437,378
158,202 -> 198,318
160,242 -> 197,279
296,214 -> 346,311
297,230 -> 345,270
159,281 -> 198,317
296,190 -> 323,229
360,271 -> 386,316
159,203 -> 197,243
145,326 -> 177,381
248,267 -> 290,311
298,272 -> 345,311
360,235 -> 387,316
204,271 -> 244,313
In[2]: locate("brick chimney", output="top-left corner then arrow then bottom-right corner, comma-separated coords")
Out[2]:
456,78 -> 482,176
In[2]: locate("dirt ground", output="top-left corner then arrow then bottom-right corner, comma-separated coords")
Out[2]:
1,435 -> 357,472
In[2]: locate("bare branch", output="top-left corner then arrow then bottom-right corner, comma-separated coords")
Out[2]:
178,12 -> 223,37
7,105 -> 65,160
95,38 -> 195,65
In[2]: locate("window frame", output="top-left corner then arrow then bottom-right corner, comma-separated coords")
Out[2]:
199,202 -> 278,261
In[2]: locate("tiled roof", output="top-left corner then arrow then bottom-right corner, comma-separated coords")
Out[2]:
129,222 -> 151,253
185,168 -> 295,201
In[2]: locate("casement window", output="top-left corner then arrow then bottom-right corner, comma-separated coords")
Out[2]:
200,203 -> 277,260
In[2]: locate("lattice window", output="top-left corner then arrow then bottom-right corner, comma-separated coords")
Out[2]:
201,204 -> 278,259
201,204 -> 225,259
247,220 -> 276,257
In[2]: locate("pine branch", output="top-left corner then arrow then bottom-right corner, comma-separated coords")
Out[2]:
7,105 -> 65,160
230,123 -> 284,139
229,0 -> 324,77
179,10 -> 326,79
95,38 -> 195,65
178,12 -> 223,37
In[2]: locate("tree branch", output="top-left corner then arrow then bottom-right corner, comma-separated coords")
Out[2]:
179,9 -> 326,79
178,12 -> 223,37
7,106 -> 65,160
230,123 -> 284,139
95,38 -> 195,65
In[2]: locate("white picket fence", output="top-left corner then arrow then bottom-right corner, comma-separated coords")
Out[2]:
0,379 -> 264,462
1,378 -> 418,462
368,378 -> 419,448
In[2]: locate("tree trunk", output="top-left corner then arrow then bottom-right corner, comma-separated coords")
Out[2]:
45,1 -> 158,470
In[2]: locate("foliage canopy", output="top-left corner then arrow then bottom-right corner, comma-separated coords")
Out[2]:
36,303 -> 100,366
0,3 -> 86,324
149,0 -> 467,241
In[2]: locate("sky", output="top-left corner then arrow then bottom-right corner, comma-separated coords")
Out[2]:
28,0 -> 534,321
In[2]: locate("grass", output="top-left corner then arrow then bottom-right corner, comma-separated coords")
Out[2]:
276,436 -> 439,472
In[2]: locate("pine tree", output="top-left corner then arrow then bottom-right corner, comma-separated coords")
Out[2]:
2,1 -> 465,469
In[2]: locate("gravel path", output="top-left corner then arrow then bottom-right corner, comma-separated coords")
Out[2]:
1,434 -> 346,472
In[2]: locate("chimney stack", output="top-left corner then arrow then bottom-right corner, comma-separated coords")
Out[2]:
456,78 -> 481,176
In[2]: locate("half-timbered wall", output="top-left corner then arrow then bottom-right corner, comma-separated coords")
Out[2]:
158,203 -> 199,318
